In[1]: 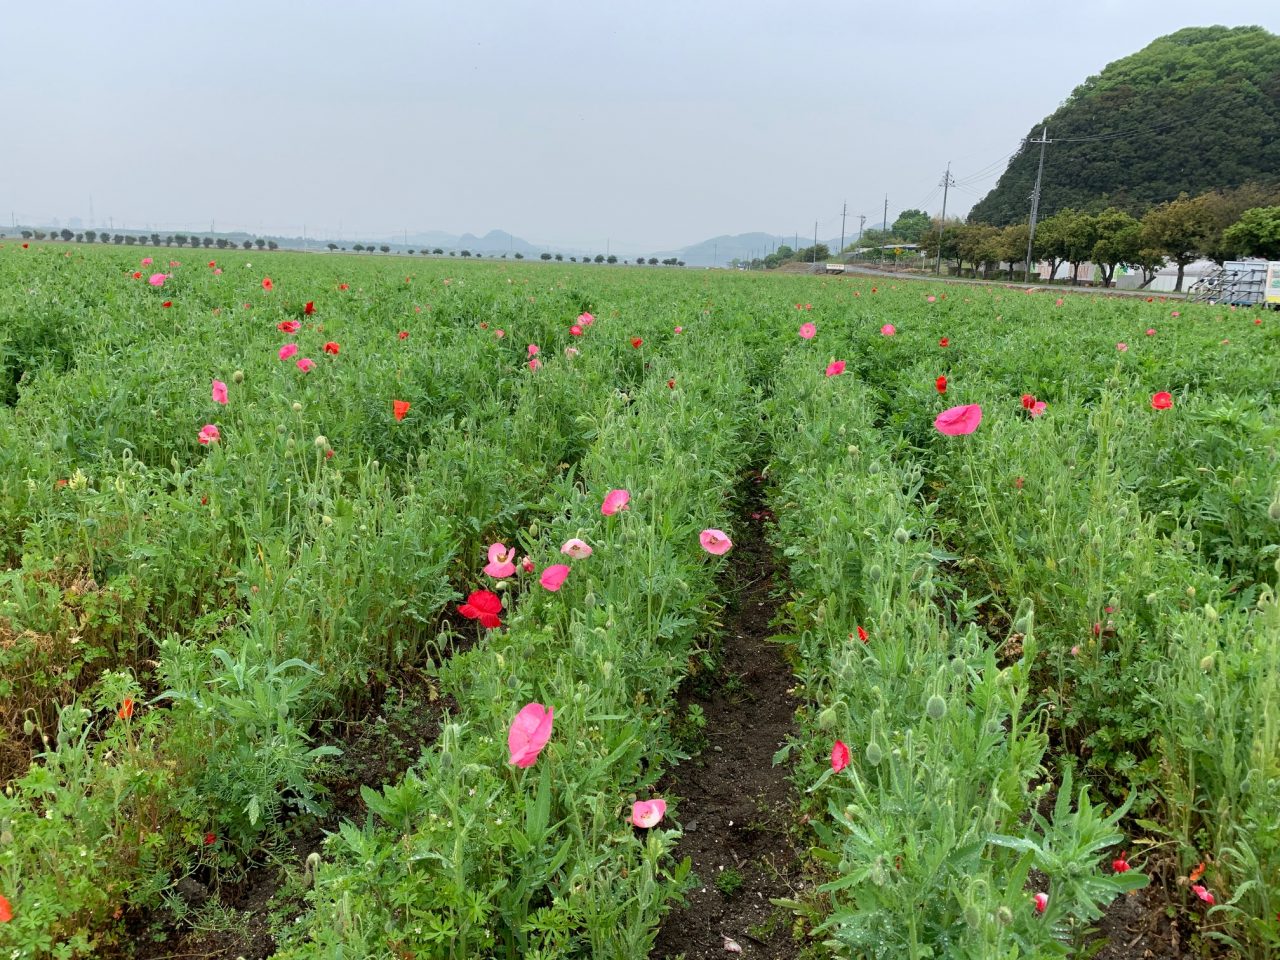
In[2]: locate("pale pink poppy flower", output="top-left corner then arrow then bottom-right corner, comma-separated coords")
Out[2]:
1055,298 -> 1064,306
1116,342 -> 1128,352
926,295 -> 936,303
601,489 -> 630,515
1146,328 -> 1156,336
564,347 -> 579,357
495,328 -> 505,339
211,380 -> 228,405
521,555 -> 535,573
825,360 -> 846,377
880,323 -> 896,336
198,424 -> 220,445
278,343 -> 298,360
141,257 -> 153,266
577,311 -> 595,326
484,543 -> 517,579
1171,311 -> 1181,317
1033,892 -> 1048,914
148,273 -> 166,287
213,268 -> 222,275
674,325 -> 683,334
560,538 -> 592,559
699,529 -> 732,555
1028,400 -> 1047,417
508,703 -> 554,767
1070,645 -> 1081,656
1192,884 -> 1214,905
296,357 -> 316,372
799,322 -> 816,339
528,358 -> 541,372
540,564 -> 570,591
630,798 -> 667,828
934,404 -> 983,436
169,260 -> 179,267
528,343 -> 540,357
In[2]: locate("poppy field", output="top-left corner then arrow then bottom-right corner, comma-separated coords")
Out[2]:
0,244 -> 1278,959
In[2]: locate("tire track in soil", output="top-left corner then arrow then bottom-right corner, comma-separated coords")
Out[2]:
652,471 -> 804,960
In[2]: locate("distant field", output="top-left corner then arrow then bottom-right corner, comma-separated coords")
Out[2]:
1,244 -> 1277,959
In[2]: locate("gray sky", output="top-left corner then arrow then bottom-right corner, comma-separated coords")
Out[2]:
7,1 -> 1278,253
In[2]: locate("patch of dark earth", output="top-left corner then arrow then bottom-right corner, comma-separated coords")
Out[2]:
116,664 -> 454,960
653,470 -> 806,960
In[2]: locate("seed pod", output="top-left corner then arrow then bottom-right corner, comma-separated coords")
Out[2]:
232,369 -> 245,384
865,741 -> 883,766
292,401 -> 303,413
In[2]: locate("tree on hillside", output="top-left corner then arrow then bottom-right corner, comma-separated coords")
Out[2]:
1200,183 -> 1280,261
892,209 -> 932,244
174,234 -> 187,246
594,254 -> 605,263
554,253 -> 563,261
648,257 -> 658,265
515,252 -> 524,259
460,250 -> 471,257
327,242 -> 338,251
433,248 -> 444,255
379,244 -> 391,253
1221,206 -> 1280,260
540,252 -> 552,260
1141,195 -> 1211,291
202,237 -> 214,248
1090,208 -> 1143,287
125,235 -> 136,245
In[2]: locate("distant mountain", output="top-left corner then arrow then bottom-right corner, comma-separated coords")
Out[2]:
655,231 -> 851,266
399,229 -> 540,255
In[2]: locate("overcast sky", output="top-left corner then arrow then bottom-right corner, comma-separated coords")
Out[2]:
6,1 -> 1278,253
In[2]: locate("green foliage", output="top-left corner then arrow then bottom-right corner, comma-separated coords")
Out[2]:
1221,205 -> 1280,260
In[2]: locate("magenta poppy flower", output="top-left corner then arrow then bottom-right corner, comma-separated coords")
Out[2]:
1171,310 -> 1180,318
560,538 -> 592,559
1191,884 -> 1214,905
934,404 -> 983,436
141,257 -> 153,266
1028,400 -> 1047,417
528,358 -> 541,371
798,322 -> 816,339
630,798 -> 667,829
278,343 -> 298,361
674,326 -> 683,334
148,273 -> 166,287
570,324 -> 583,336
1033,892 -> 1048,914
296,357 -> 315,373
211,380 -> 228,405
1116,342 -> 1128,352
198,424 -> 220,445
528,343 -> 540,357
699,529 -> 732,555
601,489 -> 630,515
880,323 -> 896,336
825,360 -> 846,377
484,543 -> 517,579
508,702 -> 554,768
831,740 -> 850,772
539,564 -> 570,591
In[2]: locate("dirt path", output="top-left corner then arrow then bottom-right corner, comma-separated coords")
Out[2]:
652,472 -> 804,960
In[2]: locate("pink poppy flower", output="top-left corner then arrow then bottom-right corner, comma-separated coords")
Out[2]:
508,702 -> 554,767
564,347 -> 579,357
934,404 -> 983,436
211,380 -> 228,405
528,343 -> 540,357
880,324 -> 896,336
1055,298 -> 1064,306
528,358 -> 542,371
540,564 -> 570,591
141,257 -> 153,266
1033,892 -> 1048,914
148,273 -> 166,287
926,295 -> 936,303
570,324 -> 583,336
1171,311 -> 1180,318
484,543 -> 517,579
494,329 -> 505,339
1151,391 -> 1173,410
1191,884 -> 1214,905
601,489 -> 630,515
213,268 -> 222,275
577,311 -> 595,326
825,360 -> 846,377
831,740 -> 850,772
1029,400 -> 1047,417
521,555 -> 535,573
799,322 -> 816,339
296,357 -> 316,373
699,529 -> 732,555
198,424 -> 220,445
560,538 -> 592,559
630,798 -> 667,829
262,277 -> 273,291
674,325 -> 683,334
1116,342 -> 1128,352
278,343 -> 298,361
1146,328 -> 1156,336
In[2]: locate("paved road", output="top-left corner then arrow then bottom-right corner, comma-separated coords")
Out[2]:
834,263 -> 1187,299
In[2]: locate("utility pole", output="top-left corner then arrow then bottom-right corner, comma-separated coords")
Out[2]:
935,162 -> 954,275
840,201 -> 847,257
882,196 -> 888,262
857,214 -> 866,249
1025,127 -> 1050,282
813,220 -> 818,264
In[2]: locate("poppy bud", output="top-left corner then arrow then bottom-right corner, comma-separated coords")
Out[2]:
276,424 -> 286,435
1199,654 -> 1214,672
23,719 -> 35,735
867,564 -> 883,583
292,402 -> 303,413
950,657 -> 966,676
232,369 -> 245,384
893,527 -> 910,544
314,435 -> 327,449
868,462 -> 881,475
996,906 -> 1013,926
286,439 -> 296,451
1204,604 -> 1218,621
817,705 -> 839,729
1187,586 -> 1196,598
1078,522 -> 1090,538
1013,612 -> 1033,635
846,445 -> 858,455
865,741 -> 883,766
926,694 -> 947,720
321,515 -> 333,527
1269,497 -> 1280,521
583,591 -> 595,608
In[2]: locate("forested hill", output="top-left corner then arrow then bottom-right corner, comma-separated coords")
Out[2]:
969,26 -> 1280,225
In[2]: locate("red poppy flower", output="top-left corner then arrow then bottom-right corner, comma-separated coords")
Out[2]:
323,341 -> 340,355
1189,861 -> 1206,884
117,698 -> 135,720
398,330 -> 409,340
162,300 -> 172,308
1014,476 -> 1024,489
831,740 -> 850,772
325,448 -> 335,460
261,277 -> 273,291
458,589 -> 503,629
208,260 -> 216,267
304,301 -> 315,315
936,376 -> 947,394
1151,391 -> 1173,410
338,282 -> 349,290
204,832 -> 217,846
21,243 -> 29,249
1112,851 -> 1130,873
393,399 -> 410,421
132,271 -> 142,279
631,337 -> 643,348
939,337 -> 949,348
856,625 -> 868,643
0,893 -> 11,923
1020,393 -> 1035,410
667,379 -> 675,389
278,320 -> 301,333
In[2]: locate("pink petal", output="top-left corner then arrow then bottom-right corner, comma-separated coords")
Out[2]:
278,343 -> 298,361
934,404 -> 983,436
508,702 -> 554,767
880,323 -> 896,336
825,360 -> 846,377
630,798 -> 667,828
798,322 -> 816,339
211,380 -> 228,405
560,538 -> 592,559
539,564 -> 571,591
699,529 -> 732,555
601,489 -> 630,516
